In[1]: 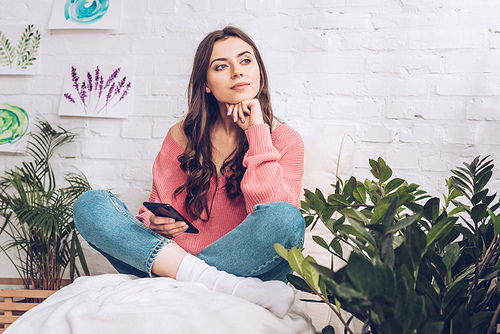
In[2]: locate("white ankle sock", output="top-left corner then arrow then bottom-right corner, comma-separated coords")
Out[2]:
176,253 -> 294,318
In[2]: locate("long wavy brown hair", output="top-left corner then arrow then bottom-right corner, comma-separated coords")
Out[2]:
175,26 -> 274,221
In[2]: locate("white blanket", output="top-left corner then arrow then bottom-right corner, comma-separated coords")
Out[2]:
5,274 -> 315,334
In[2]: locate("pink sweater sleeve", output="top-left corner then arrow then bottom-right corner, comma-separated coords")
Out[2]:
241,123 -> 304,212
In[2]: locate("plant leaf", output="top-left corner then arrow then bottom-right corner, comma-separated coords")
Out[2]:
442,279 -> 468,310
346,251 -> 376,297
302,256 -> 320,289
328,193 -> 350,207
419,322 -> 444,334
404,295 -> 425,332
312,235 -> 330,251
474,170 -> 492,193
416,273 -> 441,309
273,243 -> 289,261
380,198 -> 399,228
488,208 -> 500,236
471,203 -> 488,223
344,216 -> 377,248
386,214 -> 420,234
379,165 -> 393,184
471,189 -> 488,206
338,207 -> 370,225
287,274 -> 314,293
321,325 -> 335,334
352,184 -> 366,204
427,216 -> 458,247
423,197 -> 440,222
330,238 -> 343,257
288,247 -> 305,276
384,178 -> 405,195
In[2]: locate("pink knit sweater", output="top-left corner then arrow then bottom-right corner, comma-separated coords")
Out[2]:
136,123 -> 304,255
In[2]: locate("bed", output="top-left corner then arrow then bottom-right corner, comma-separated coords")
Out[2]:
4,274 -> 315,334
4,132 -> 355,333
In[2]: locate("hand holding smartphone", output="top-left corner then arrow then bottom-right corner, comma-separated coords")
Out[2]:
143,202 -> 199,234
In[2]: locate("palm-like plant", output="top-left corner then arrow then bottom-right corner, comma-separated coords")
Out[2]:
0,119 -> 91,290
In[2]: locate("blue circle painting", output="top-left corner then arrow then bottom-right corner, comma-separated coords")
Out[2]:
64,0 -> 110,24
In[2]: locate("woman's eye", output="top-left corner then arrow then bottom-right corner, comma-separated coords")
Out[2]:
241,59 -> 251,65
215,64 -> 227,71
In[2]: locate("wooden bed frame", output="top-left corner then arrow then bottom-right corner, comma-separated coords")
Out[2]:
0,278 -> 70,333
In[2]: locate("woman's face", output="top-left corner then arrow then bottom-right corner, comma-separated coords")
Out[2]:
205,37 -> 261,105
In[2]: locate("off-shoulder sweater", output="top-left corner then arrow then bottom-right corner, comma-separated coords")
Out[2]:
136,123 -> 304,255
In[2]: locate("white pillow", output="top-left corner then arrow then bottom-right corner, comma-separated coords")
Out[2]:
302,133 -> 355,196
301,133 -> 354,268
298,133 -> 356,332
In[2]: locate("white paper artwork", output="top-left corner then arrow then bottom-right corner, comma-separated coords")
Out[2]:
0,101 -> 33,153
48,0 -> 123,30
0,24 -> 41,75
58,64 -> 133,119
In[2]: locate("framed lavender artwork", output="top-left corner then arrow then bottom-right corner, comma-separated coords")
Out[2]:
0,101 -> 32,153
0,24 -> 41,75
48,0 -> 123,30
58,64 -> 133,119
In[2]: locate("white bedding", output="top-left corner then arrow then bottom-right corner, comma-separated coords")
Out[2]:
5,274 -> 315,334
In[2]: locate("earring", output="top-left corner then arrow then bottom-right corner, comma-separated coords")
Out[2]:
205,86 -> 211,93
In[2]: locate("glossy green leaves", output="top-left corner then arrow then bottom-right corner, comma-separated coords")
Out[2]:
279,156 -> 500,334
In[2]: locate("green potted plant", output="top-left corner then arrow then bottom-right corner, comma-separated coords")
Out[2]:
0,119 -> 91,291
275,156 -> 500,334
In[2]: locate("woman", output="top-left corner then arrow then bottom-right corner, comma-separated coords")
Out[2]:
73,26 -> 305,318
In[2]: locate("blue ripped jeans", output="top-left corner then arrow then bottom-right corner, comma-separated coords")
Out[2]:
73,190 -> 305,282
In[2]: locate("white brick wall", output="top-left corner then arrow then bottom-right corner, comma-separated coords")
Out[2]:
1,0 -> 499,276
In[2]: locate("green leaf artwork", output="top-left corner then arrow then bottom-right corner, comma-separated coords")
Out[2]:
0,24 -> 41,73
0,103 -> 30,153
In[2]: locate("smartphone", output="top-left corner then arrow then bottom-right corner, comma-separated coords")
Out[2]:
143,202 -> 199,234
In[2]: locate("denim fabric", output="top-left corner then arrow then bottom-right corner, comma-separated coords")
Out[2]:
73,190 -> 305,282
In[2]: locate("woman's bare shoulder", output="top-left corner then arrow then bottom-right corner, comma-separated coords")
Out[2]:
170,121 -> 188,151
271,118 -> 282,131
